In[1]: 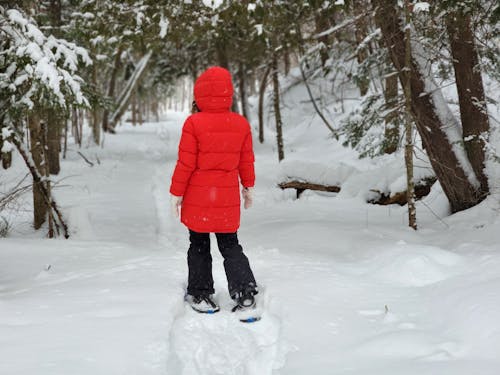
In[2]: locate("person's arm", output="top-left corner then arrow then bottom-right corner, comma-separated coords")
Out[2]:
170,118 -> 198,198
238,125 -> 255,189
239,124 -> 255,209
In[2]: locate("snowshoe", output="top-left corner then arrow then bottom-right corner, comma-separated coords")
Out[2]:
185,294 -> 220,314
232,291 -> 261,323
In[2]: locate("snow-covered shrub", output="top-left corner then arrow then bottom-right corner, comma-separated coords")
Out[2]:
0,6 -> 91,127
340,93 -> 402,158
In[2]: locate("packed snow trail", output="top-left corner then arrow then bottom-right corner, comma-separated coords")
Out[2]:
2,112 -> 500,375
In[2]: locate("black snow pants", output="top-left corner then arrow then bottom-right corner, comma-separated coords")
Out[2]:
187,230 -> 257,299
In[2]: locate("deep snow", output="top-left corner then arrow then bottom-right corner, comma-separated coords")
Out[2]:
1,106 -> 500,374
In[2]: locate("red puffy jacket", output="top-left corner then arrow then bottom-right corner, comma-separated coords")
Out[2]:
170,67 -> 255,233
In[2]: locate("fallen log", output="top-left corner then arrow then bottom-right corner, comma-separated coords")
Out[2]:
278,176 -> 436,204
278,180 -> 341,199
368,177 -> 437,206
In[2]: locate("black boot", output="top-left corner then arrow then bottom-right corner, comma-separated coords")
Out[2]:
215,232 -> 258,298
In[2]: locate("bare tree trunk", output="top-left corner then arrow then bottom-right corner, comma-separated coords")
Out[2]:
131,95 -> 137,126
272,52 -> 285,162
77,109 -> 83,148
102,47 -> 122,133
354,0 -> 370,96
138,93 -> 144,125
28,113 -> 48,229
283,47 -> 291,76
315,11 -> 331,67
446,10 -> 489,195
258,65 -> 271,144
383,71 -> 399,154
91,64 -> 101,145
40,122 -> 54,238
403,0 -> 416,229
238,62 -> 249,119
216,40 -> 239,113
63,117 -> 68,159
46,109 -> 61,174
374,0 -> 483,213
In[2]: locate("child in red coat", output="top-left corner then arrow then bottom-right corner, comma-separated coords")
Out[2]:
170,66 -> 258,314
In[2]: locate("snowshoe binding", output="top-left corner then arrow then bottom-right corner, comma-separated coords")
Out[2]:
186,294 -> 220,314
232,290 -> 260,323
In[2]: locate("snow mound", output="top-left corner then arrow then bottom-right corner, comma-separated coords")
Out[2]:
278,160 -> 358,186
352,330 -> 457,359
365,244 -> 465,287
166,290 -> 287,375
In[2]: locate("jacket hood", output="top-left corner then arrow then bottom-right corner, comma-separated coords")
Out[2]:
194,66 -> 233,112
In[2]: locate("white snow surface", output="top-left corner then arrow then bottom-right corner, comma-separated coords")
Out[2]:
1,109 -> 500,374
2,53 -> 500,375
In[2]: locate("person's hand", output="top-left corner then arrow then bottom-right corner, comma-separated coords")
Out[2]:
242,187 -> 254,209
171,195 -> 183,218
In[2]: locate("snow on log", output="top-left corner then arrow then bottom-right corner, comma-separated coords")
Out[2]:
279,181 -> 341,198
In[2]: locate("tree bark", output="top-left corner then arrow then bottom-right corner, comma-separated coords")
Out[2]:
91,64 -> 101,145
102,47 -> 122,133
216,40 -> 239,113
46,109 -> 61,174
238,62 -> 249,119
314,10 -> 331,67
383,71 -> 399,154
272,52 -> 285,162
258,65 -> 271,144
28,113 -> 48,229
373,0 -> 483,213
446,10 -> 489,195
353,0 -> 370,96
403,0 -> 416,230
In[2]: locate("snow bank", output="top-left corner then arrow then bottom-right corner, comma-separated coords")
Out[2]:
363,243 -> 466,287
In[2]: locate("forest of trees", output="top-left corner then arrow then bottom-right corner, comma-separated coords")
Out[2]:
1,0 -> 499,237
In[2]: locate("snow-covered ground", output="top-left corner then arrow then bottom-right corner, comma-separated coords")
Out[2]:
2,102 -> 500,374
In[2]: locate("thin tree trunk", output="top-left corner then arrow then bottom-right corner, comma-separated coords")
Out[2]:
40,121 -> 54,238
138,93 -> 144,125
63,117 -> 68,159
102,47 -> 122,133
92,64 -> 101,145
132,95 -> 137,126
374,0 -> 483,213
46,109 -> 61,174
272,52 -> 285,162
353,0 -> 370,96
283,47 -> 291,75
258,65 -> 271,144
446,10 -> 489,195
315,11 -> 331,67
383,71 -> 399,154
28,112 -> 47,229
403,0 -> 416,229
238,62 -> 249,119
216,40 -> 239,113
